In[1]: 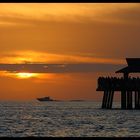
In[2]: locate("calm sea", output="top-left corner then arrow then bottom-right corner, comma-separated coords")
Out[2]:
0,101 -> 140,137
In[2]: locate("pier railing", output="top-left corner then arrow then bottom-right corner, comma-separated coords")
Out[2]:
97,77 -> 140,91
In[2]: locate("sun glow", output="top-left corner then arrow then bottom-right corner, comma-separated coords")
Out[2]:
16,72 -> 38,79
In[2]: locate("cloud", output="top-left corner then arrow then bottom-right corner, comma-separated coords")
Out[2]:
0,3 -> 139,25
0,21 -> 19,26
0,63 -> 124,73
0,51 -> 125,65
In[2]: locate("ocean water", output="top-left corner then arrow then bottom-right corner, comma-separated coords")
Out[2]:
0,101 -> 140,137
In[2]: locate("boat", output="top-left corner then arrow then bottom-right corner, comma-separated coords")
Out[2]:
37,96 -> 54,101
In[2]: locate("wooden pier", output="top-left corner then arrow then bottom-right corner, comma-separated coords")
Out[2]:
97,58 -> 140,109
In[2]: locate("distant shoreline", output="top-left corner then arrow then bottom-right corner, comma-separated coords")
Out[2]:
37,99 -> 93,102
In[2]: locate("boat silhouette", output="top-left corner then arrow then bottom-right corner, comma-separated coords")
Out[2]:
37,96 -> 54,101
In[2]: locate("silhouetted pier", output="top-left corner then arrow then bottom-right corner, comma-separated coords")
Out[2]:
97,58 -> 140,109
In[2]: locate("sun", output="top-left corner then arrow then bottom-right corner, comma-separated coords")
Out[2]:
16,72 -> 38,79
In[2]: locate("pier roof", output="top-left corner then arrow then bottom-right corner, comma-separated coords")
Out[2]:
116,58 -> 140,73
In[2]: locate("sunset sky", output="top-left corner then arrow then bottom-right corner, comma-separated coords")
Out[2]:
0,3 -> 140,101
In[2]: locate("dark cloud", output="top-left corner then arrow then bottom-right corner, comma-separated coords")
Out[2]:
0,63 -> 125,73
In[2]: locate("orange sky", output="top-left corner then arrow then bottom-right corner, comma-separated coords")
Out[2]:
0,3 -> 139,101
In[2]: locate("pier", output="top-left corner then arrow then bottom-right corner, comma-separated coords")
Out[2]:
97,58 -> 140,109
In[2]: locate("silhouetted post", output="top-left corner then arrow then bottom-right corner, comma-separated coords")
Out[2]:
127,91 -> 132,109
102,91 -> 110,109
130,91 -> 133,109
121,90 -> 127,109
102,91 -> 106,109
138,91 -> 140,109
106,90 -> 110,109
105,91 -> 110,109
135,91 -> 139,109
109,90 -> 114,109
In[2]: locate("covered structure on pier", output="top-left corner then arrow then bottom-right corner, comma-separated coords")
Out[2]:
116,58 -> 140,78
